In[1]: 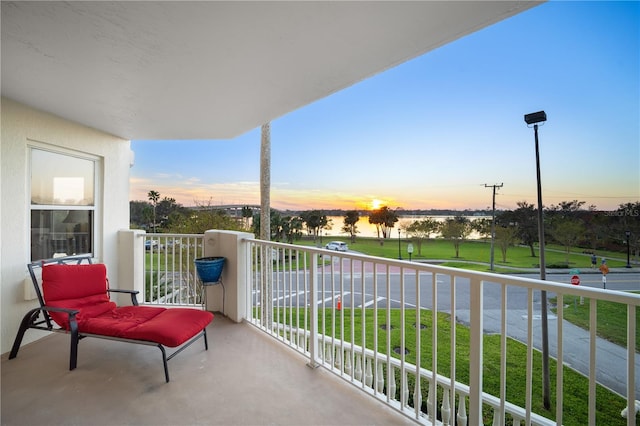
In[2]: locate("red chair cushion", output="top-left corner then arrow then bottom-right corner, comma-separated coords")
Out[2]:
43,264 -> 114,329
46,297 -> 117,330
40,263 -> 214,346
79,306 -> 166,337
124,308 -> 214,347
43,263 -> 109,301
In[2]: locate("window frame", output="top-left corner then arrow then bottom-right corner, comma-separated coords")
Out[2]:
28,142 -> 101,261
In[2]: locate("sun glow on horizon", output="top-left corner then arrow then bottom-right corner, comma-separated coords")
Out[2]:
371,199 -> 383,210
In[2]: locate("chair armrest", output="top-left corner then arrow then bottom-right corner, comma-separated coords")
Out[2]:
41,305 -> 79,331
42,305 -> 80,316
107,289 -> 140,306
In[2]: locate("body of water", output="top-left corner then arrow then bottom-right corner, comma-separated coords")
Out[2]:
322,215 -> 490,239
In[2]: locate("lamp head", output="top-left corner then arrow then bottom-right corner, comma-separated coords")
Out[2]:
524,110 -> 547,125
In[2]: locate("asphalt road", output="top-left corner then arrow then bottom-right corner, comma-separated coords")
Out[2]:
308,271 -> 639,311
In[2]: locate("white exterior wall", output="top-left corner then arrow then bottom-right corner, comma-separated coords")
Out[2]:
202,230 -> 254,322
0,98 -> 132,353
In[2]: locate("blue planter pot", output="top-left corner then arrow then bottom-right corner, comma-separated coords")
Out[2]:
195,257 -> 225,284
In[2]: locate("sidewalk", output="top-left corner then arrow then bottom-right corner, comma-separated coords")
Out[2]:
456,305 -> 640,398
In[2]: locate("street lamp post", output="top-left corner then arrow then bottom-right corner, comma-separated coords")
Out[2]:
398,229 -> 402,260
626,231 -> 631,268
524,110 -> 550,410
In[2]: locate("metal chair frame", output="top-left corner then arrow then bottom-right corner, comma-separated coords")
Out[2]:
9,255 -> 209,382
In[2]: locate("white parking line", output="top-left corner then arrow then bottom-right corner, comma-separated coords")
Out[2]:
361,296 -> 385,308
273,291 -> 304,303
320,291 -> 351,306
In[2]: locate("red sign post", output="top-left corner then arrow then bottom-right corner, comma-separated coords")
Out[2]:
570,275 -> 580,286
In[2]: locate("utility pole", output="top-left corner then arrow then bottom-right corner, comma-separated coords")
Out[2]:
484,183 -> 503,271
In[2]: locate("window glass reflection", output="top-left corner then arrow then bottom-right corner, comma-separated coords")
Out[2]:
30,210 -> 93,260
31,149 -> 94,205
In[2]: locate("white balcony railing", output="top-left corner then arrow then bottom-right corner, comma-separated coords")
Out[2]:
245,239 -> 639,426
141,233 -> 205,305
135,232 -> 639,425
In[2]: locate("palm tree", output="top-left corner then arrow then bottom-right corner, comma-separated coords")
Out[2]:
260,123 -> 270,241
147,190 -> 160,231
259,122 -> 272,327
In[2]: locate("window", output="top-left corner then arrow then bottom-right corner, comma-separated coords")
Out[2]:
30,147 -> 97,261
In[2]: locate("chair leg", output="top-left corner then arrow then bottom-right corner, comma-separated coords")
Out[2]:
9,308 -> 40,359
158,345 -> 170,383
203,329 -> 209,350
69,319 -> 79,370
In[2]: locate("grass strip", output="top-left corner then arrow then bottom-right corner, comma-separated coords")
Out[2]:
551,294 -> 640,351
299,237 -> 629,270
268,307 -> 629,425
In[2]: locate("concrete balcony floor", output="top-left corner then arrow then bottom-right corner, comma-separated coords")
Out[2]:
2,315 -> 412,425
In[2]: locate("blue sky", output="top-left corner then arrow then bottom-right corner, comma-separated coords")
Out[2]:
130,1 -> 639,212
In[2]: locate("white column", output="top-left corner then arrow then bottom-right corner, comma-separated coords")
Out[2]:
203,230 -> 254,322
117,229 -> 145,305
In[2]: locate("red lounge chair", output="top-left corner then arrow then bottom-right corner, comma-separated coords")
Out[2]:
9,255 -> 214,382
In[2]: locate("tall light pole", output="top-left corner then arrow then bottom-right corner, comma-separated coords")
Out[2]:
626,231 -> 631,268
398,228 -> 402,260
524,110 -> 550,410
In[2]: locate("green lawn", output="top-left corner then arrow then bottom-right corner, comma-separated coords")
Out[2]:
299,237 -> 629,271
271,307 -> 629,425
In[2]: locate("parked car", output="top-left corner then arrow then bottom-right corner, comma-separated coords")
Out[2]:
164,240 -> 181,249
145,240 -> 160,250
325,241 -> 348,252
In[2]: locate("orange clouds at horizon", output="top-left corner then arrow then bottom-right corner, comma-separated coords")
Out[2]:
130,178 -> 636,213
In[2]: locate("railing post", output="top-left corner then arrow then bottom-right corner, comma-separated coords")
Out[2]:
307,252 -> 320,368
117,229 -> 145,304
627,304 -> 637,426
246,241 -> 254,323
468,277 -> 483,425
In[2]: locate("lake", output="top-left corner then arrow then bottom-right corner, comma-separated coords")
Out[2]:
322,215 -> 490,239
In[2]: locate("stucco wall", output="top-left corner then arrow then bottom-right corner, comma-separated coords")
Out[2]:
0,98 -> 132,353
202,230 -> 255,322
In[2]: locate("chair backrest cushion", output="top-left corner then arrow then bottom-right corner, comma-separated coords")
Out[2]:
42,263 -> 115,329
43,263 -> 109,301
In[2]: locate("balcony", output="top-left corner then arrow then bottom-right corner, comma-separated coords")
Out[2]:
3,230 -> 639,425
2,314 -> 411,425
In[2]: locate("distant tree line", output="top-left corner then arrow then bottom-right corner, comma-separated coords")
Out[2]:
401,201 -> 639,263
131,193 -> 638,262
130,191 -> 245,234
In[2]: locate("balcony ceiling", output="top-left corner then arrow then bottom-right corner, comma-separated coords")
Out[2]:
1,1 -> 539,140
